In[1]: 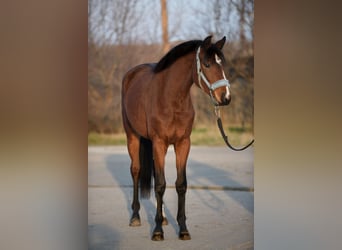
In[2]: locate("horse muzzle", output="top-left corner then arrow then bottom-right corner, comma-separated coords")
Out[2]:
209,79 -> 231,106
219,92 -> 231,106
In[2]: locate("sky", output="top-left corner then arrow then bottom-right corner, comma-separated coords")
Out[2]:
166,0 -> 241,41
90,0 -> 252,44
135,0 -> 243,43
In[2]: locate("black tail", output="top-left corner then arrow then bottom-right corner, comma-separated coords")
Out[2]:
139,137 -> 154,198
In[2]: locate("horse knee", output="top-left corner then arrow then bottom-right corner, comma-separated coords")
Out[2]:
155,181 -> 166,196
176,183 -> 187,195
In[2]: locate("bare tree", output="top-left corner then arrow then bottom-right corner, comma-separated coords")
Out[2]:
160,0 -> 170,53
184,0 -> 254,129
235,0 -> 246,45
88,0 -> 166,133
88,0 -> 254,134
231,0 -> 254,54
88,0 -> 142,133
89,0 -> 145,45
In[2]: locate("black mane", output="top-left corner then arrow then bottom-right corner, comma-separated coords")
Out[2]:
154,40 -> 202,73
153,39 -> 226,73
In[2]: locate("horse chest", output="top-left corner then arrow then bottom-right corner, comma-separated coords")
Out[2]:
149,110 -> 194,141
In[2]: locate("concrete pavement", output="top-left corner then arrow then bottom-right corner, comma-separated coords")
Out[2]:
88,146 -> 254,250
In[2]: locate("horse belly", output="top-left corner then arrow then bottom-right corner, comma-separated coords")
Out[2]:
124,87 -> 148,137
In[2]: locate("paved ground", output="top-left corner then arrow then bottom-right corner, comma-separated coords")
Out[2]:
88,146 -> 254,250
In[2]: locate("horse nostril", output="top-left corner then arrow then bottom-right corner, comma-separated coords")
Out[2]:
221,93 -> 231,105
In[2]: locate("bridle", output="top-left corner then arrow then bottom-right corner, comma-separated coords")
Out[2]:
196,46 -> 254,151
196,47 -> 230,106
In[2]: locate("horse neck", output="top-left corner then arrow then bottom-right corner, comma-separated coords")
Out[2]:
163,52 -> 195,96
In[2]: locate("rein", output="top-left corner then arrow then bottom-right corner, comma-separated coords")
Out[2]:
196,46 -> 254,151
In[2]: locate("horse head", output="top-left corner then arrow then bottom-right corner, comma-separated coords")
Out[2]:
195,36 -> 231,106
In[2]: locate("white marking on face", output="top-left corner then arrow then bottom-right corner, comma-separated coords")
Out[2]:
215,54 -> 222,65
222,69 -> 227,80
225,86 -> 230,99
215,53 -> 230,100
221,68 -> 230,98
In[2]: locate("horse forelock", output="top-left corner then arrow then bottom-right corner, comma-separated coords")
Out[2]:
204,45 -> 226,65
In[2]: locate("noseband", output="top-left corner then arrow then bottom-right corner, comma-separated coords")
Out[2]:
196,47 -> 230,106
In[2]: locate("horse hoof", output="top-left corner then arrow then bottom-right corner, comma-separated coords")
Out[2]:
129,217 -> 141,227
151,232 -> 164,241
162,217 -> 168,225
179,231 -> 191,240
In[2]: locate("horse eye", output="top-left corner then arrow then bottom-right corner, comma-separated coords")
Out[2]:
204,62 -> 210,68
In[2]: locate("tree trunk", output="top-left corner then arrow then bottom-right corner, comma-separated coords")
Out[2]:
160,0 -> 170,54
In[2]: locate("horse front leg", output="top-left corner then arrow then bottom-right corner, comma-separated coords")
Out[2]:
151,138 -> 167,241
174,138 -> 191,240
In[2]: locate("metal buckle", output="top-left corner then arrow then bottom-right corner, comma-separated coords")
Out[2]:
214,106 -> 220,118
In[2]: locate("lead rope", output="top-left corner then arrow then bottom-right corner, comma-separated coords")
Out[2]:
214,106 -> 254,151
196,46 -> 254,150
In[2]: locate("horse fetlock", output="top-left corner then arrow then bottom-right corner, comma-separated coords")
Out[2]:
129,214 -> 141,227
151,230 -> 164,241
179,230 -> 191,240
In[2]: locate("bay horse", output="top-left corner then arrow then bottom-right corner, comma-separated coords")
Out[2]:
121,36 -> 230,241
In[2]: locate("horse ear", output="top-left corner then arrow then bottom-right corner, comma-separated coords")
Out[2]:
215,36 -> 226,50
202,35 -> 212,49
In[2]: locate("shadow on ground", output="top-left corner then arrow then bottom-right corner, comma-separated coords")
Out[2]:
104,147 -> 253,232
105,153 -> 180,236
88,224 -> 121,250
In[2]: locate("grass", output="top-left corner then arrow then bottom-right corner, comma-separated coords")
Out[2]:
88,125 -> 253,147
190,125 -> 253,146
88,132 -> 127,145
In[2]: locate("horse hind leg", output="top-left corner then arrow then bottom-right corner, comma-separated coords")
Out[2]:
130,175 -> 141,226
151,138 -> 167,241
124,126 -> 141,227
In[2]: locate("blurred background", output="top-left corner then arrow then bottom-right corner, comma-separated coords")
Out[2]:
2,0 -> 341,249
88,0 -> 254,145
